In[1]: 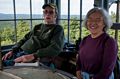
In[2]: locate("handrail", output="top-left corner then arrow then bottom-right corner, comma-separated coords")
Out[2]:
111,23 -> 120,30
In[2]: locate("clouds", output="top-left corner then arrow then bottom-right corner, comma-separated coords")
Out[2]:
61,0 -> 94,15
0,0 -> 116,15
0,0 -> 13,14
0,0 -> 44,14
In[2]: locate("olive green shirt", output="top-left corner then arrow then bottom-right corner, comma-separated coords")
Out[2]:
14,23 -> 64,58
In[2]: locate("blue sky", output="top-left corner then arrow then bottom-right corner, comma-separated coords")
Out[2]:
0,0 -> 116,15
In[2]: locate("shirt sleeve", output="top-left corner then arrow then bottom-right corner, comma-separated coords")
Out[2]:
34,25 -> 64,58
93,37 -> 118,79
13,24 -> 42,49
12,31 -> 32,49
76,39 -> 85,71
76,54 -> 81,71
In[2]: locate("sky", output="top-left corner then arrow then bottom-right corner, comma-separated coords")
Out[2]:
0,0 -> 117,15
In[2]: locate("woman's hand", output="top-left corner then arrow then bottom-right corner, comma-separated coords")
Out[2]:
2,51 -> 13,61
76,70 -> 83,79
14,54 -> 35,63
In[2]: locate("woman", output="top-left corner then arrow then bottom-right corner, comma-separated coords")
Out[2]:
76,7 -> 118,79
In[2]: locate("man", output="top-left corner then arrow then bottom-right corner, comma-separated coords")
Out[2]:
2,3 -> 64,66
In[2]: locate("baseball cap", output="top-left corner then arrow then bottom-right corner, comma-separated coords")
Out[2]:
42,3 -> 58,14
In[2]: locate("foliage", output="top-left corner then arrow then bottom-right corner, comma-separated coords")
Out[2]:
16,20 -> 30,42
1,27 -> 14,45
61,17 -> 80,43
0,20 -> 30,45
69,17 -> 80,43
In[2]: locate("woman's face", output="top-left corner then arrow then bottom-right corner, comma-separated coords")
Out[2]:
86,11 -> 105,36
43,6 -> 56,24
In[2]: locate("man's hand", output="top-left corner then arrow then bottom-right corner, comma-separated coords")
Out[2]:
2,51 -> 13,61
14,54 -> 35,63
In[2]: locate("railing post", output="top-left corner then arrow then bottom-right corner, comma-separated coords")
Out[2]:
0,36 -> 3,71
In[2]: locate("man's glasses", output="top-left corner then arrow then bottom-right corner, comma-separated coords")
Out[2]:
43,10 -> 54,15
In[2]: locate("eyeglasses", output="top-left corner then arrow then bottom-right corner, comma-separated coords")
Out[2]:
87,18 -> 103,23
43,10 -> 54,15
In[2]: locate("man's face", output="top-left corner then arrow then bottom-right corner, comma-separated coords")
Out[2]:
43,6 -> 56,24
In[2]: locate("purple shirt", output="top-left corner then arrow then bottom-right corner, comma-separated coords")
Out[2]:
76,33 -> 118,79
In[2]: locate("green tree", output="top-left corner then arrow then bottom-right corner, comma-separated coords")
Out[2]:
70,17 -> 80,43
17,20 -> 30,42
1,27 -> 14,45
1,20 -> 30,45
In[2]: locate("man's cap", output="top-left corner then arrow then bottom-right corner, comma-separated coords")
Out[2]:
42,3 -> 58,14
